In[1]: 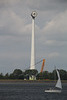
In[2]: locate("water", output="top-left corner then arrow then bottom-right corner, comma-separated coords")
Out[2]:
0,82 -> 67,100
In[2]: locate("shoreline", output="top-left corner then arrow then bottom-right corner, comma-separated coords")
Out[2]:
0,79 -> 67,83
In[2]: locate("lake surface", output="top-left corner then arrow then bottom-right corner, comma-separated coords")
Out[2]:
0,82 -> 67,100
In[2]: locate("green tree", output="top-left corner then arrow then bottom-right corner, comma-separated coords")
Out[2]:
36,71 -> 49,80
24,69 -> 38,79
0,73 -> 4,79
9,69 -> 24,79
13,69 -> 22,75
5,73 -> 9,79
24,69 -> 38,76
43,71 -> 49,79
59,69 -> 67,80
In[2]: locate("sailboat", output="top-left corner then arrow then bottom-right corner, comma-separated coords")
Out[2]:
45,69 -> 62,93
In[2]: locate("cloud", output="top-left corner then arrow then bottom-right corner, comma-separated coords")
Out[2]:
35,10 -> 67,68
0,0 -> 67,73
42,10 -> 67,42
48,52 -> 60,58
24,0 -> 67,12
0,9 -> 26,35
0,0 -> 20,5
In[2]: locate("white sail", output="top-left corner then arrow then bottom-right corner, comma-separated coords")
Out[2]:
45,69 -> 62,93
55,69 -> 62,89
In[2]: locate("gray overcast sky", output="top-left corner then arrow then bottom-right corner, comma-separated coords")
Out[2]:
0,0 -> 67,74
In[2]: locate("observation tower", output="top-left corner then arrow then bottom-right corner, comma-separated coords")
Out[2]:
30,11 -> 37,69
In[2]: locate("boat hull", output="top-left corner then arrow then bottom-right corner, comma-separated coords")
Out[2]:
45,89 -> 61,93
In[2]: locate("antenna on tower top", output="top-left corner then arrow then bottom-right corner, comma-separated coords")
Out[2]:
31,11 -> 37,19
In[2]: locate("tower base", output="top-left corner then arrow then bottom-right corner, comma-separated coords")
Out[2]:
29,75 -> 36,80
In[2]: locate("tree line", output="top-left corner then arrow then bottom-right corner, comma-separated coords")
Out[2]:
0,69 -> 67,80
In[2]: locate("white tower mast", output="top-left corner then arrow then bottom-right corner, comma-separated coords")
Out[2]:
30,11 -> 37,69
